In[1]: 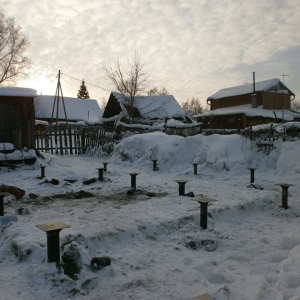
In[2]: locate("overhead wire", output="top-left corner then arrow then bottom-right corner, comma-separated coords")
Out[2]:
60,72 -> 111,92
59,71 -> 203,98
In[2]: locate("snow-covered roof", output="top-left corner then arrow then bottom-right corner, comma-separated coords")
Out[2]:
208,78 -> 294,100
35,95 -> 102,125
0,87 -> 37,97
35,119 -> 49,126
112,92 -> 186,119
195,104 -> 300,121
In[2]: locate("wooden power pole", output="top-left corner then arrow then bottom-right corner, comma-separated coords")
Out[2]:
50,70 -> 68,126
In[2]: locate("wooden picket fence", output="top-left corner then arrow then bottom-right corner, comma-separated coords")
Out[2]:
35,125 -> 116,156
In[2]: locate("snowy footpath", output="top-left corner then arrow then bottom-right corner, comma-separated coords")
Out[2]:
0,132 -> 300,300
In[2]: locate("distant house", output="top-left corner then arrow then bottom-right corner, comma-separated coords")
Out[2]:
195,78 -> 299,129
0,87 -> 37,149
35,95 -> 102,127
102,92 -> 189,129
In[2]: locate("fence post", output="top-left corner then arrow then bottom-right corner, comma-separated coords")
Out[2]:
49,129 -> 53,154
58,124 -> 63,155
63,125 -> 68,154
68,126 -> 73,155
81,128 -> 86,154
54,125 -> 58,154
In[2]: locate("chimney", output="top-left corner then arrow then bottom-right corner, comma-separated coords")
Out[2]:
251,72 -> 257,108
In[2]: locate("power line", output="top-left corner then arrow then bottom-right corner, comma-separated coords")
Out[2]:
60,72 -> 111,92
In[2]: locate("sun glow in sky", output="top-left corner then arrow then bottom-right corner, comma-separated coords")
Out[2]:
18,76 -> 58,96
2,0 -> 300,105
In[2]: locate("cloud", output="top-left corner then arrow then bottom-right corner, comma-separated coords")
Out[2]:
2,0 -> 300,103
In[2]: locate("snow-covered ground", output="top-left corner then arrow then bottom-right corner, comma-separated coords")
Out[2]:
0,132 -> 300,300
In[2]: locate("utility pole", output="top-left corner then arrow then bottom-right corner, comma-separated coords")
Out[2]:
50,70 -> 68,154
50,70 -> 68,126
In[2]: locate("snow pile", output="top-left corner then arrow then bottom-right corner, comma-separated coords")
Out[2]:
0,142 -> 14,151
113,131 -> 203,170
0,133 -> 300,299
113,132 -> 299,174
276,141 -> 300,177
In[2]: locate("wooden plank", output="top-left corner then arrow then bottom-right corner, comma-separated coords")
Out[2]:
192,293 -> 210,300
100,129 -> 105,146
42,132 -> 45,152
44,132 -> 48,152
97,128 -> 101,147
89,127 -> 93,148
81,128 -> 86,154
39,133 -> 44,152
175,180 -> 189,183
192,197 -> 217,204
74,128 -> 79,154
68,127 -> 73,155
53,125 -> 58,154
82,127 -> 85,152
36,221 -> 70,232
35,132 -> 40,150
63,125 -> 68,154
91,127 -> 96,148
58,125 -> 63,155
275,183 -> 294,187
49,131 -> 54,154
87,127 -> 91,149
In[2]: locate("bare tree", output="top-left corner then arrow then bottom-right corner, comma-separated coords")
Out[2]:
147,87 -> 168,96
0,12 -> 31,84
292,100 -> 300,111
104,51 -> 149,119
182,97 -> 207,117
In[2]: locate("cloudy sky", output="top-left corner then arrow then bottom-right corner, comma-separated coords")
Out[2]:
2,0 -> 300,106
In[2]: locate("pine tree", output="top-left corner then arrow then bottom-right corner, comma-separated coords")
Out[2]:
77,79 -> 90,99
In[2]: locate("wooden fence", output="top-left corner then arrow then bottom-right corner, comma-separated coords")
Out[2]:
115,122 -> 202,137
35,125 -> 116,156
164,124 -> 202,137
36,123 -> 299,157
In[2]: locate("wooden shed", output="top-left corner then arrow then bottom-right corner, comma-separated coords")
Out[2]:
0,87 -> 37,149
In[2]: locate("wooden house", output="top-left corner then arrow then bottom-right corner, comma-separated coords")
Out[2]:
102,92 -> 188,129
0,87 -> 37,149
195,78 -> 299,129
